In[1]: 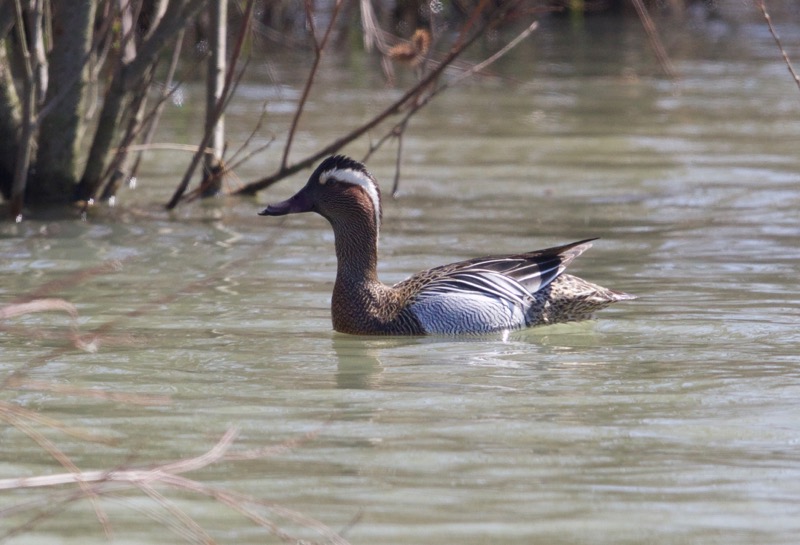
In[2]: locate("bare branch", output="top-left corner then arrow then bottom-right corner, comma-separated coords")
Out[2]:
630,0 -> 677,79
0,401 -> 117,444
6,379 -> 171,407
78,0 -> 208,202
0,426 -> 353,543
281,0 -> 344,170
226,103 -> 274,171
0,428 -> 239,492
234,1 -> 505,196
1,407 -> 113,537
10,259 -> 124,304
0,298 -> 78,321
362,20 -> 540,196
391,125 -> 405,197
104,28 -> 186,200
166,0 -> 256,209
135,482 -> 216,545
758,0 -> 800,93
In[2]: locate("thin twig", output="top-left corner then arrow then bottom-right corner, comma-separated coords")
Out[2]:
6,380 -> 171,407
0,426 -> 352,543
175,477 -> 351,545
0,489 -> 83,541
367,19 -> 540,195
100,490 -> 214,544
0,428 -> 239,491
391,124 -> 405,196
2,217 -> 285,389
453,0 -> 491,51
183,134 -> 277,203
225,103 -> 271,169
630,0 -> 677,79
281,0 -> 344,170
125,27 -> 186,188
758,0 -> 800,93
235,0 -> 510,196
166,0 -> 256,209
113,143 -> 215,154
9,259 -> 125,305
0,401 -> 116,445
96,62 -> 158,197
135,482 -> 216,545
2,411 -> 114,537
452,21 -> 538,86
180,52 -> 257,200
223,422 -> 329,461
0,298 -> 78,321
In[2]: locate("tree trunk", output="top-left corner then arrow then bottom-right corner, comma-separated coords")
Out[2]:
76,0 -> 208,202
202,0 -> 226,197
97,0 -> 142,202
0,40 -> 21,200
32,0 -> 96,205
10,0 -> 45,216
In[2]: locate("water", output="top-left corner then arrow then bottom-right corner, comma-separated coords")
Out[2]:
3,15 -> 800,545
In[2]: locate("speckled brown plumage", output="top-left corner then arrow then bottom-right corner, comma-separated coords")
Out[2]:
260,155 -> 636,335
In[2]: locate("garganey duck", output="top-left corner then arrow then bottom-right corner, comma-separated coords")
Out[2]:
260,155 -> 635,335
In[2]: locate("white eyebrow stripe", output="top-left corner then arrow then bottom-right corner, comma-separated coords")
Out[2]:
320,167 -> 381,235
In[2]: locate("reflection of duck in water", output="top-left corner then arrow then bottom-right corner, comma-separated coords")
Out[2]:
333,335 -> 384,390
260,156 -> 635,336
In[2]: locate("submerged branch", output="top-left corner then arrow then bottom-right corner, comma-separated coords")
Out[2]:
0,401 -> 117,445
0,426 -> 353,544
0,427 -> 238,492
1,406 -> 113,537
0,298 -> 78,321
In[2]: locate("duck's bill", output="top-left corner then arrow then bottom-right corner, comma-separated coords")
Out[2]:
258,191 -> 312,216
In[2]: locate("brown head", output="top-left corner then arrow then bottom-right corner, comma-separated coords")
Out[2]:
259,155 -> 382,239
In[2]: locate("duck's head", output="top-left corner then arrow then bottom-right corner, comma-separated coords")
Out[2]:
259,155 -> 382,234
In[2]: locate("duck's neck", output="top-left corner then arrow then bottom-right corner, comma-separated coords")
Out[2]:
329,216 -> 381,288
329,216 -> 391,334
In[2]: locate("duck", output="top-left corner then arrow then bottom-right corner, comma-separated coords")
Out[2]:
259,155 -> 635,335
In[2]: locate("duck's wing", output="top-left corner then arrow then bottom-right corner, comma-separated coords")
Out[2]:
392,240 -> 596,334
396,238 -> 596,302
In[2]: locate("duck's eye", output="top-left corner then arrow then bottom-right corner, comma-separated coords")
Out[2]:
319,174 -> 336,186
